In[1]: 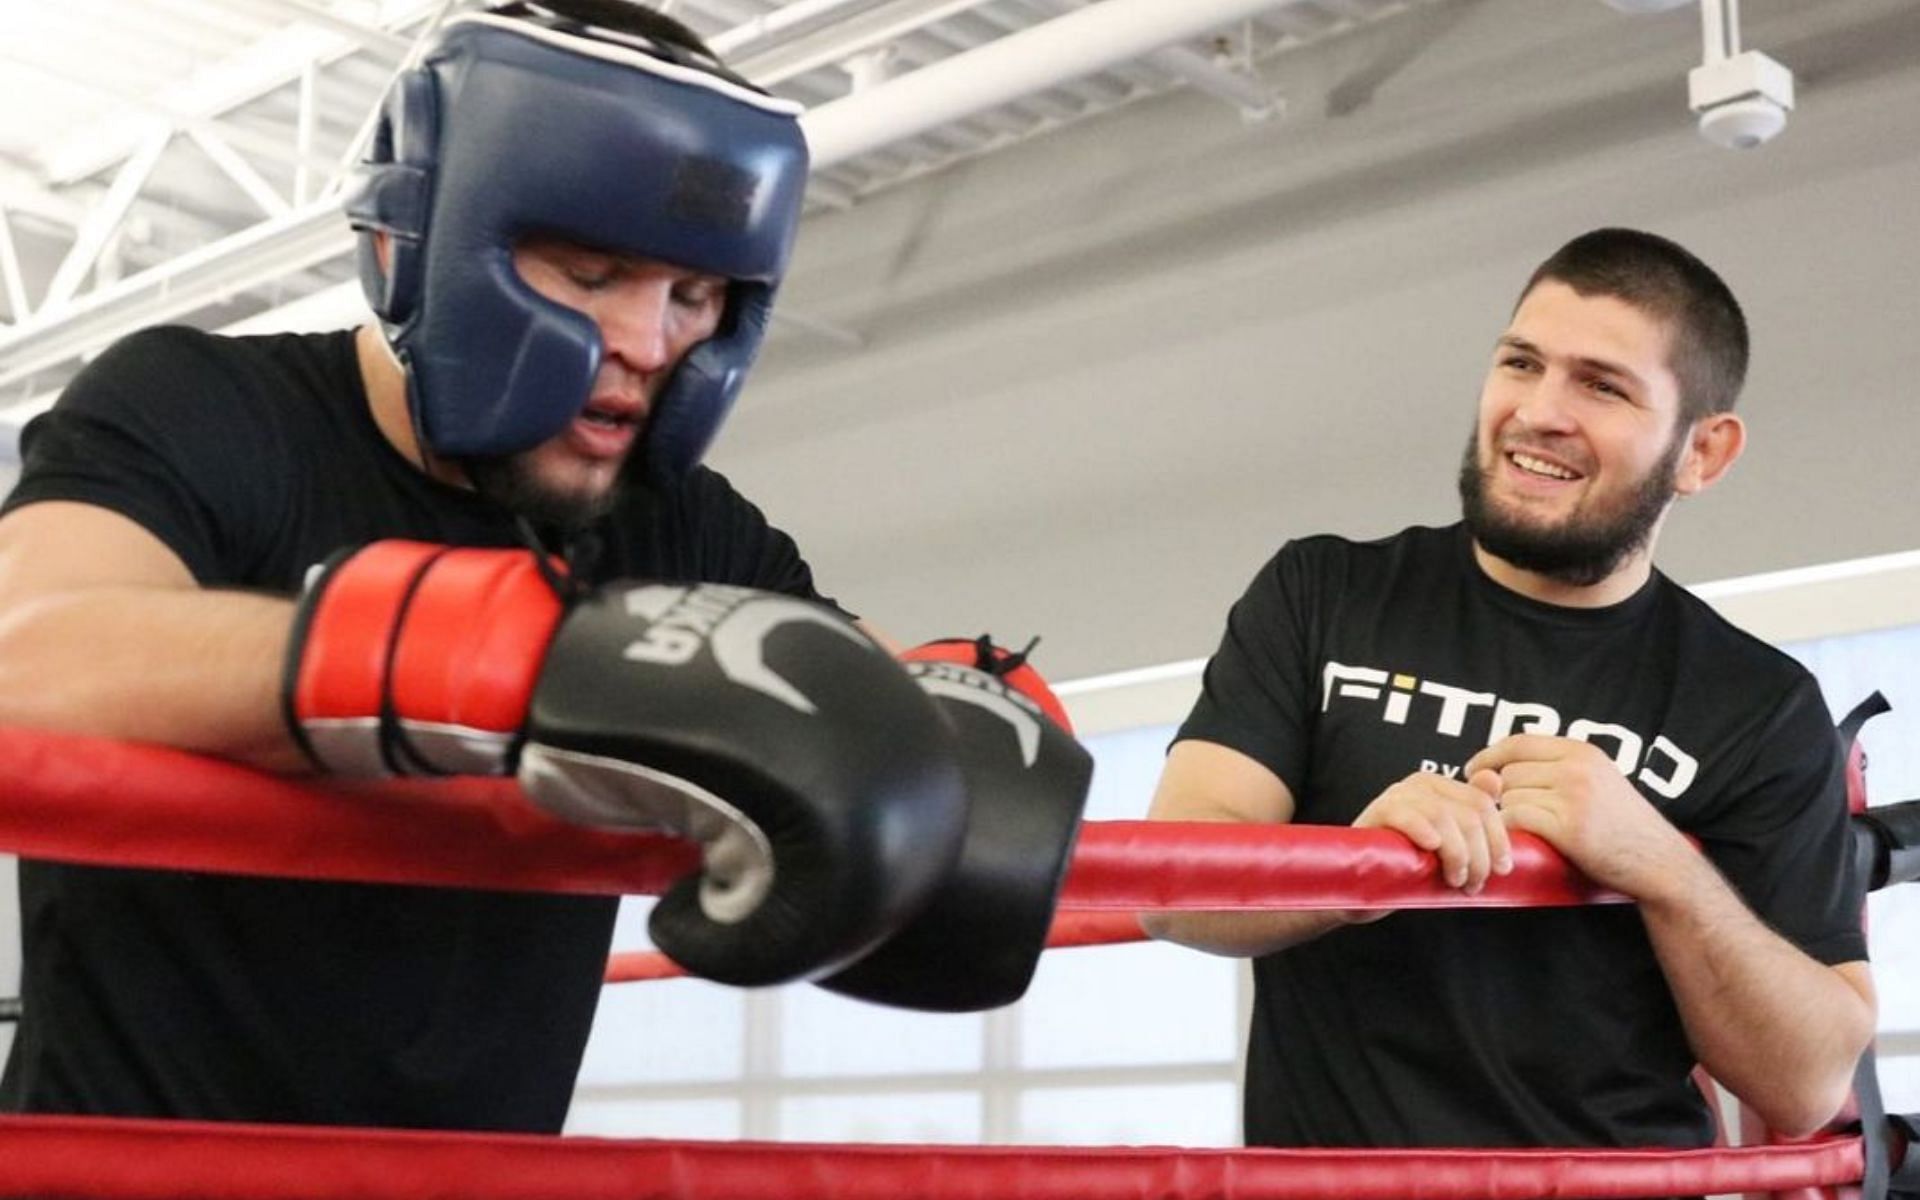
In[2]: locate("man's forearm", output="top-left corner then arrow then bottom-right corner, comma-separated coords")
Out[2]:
1140,908 -> 1369,957
1639,856 -> 1874,1138
0,587 -> 304,771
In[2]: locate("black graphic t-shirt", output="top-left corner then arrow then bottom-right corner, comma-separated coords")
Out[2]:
0,325 -> 831,1132
1178,523 -> 1866,1150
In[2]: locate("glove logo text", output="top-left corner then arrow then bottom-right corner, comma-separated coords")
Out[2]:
909,661 -> 1044,767
622,584 -> 872,714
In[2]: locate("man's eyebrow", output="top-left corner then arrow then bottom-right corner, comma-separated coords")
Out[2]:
1495,335 -> 1646,388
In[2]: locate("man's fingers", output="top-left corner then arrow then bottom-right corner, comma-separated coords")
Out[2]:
1496,790 -> 1562,839
1484,797 -> 1515,875
1429,810 -> 1472,889
1462,812 -> 1493,892
1465,733 -> 1568,776
1486,761 -> 1566,800
1498,804 -> 1555,847
1368,808 -> 1443,853
1358,775 -> 1511,889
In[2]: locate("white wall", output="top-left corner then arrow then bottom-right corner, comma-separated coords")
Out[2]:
714,0 -> 1920,682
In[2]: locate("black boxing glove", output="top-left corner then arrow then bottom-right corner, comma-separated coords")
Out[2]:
818,636 -> 1092,1011
284,541 -> 970,986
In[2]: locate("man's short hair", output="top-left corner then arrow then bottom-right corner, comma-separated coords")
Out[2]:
1519,228 -> 1749,420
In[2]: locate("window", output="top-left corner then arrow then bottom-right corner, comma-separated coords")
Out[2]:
565,720 -> 1244,1146
1782,623 -> 1920,1110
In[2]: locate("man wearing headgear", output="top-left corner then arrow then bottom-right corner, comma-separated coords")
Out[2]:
0,0 -> 1089,1132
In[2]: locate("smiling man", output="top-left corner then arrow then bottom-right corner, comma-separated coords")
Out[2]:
1143,229 -> 1875,1157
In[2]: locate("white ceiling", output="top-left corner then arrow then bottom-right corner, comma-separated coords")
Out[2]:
706,0 -> 1920,678
0,0 -> 1438,423
2,0 -> 1915,687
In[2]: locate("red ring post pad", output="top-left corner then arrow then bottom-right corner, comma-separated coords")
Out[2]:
0,729 -> 1624,908
0,1115 -> 1862,1200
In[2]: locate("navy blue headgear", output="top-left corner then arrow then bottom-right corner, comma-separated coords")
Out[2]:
344,13 -> 809,480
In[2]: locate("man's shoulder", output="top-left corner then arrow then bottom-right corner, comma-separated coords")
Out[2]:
1651,572 -> 1819,689
639,463 -> 770,520
1273,522 -> 1460,577
95,323 -> 350,372
67,325 -> 357,421
1284,521 -> 1455,553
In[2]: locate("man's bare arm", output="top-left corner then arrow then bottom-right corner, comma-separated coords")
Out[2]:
0,501 -> 305,771
1138,741 -> 1374,956
1642,863 -> 1875,1138
1473,734 -> 1876,1137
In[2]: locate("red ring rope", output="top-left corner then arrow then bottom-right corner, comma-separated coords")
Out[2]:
0,727 -> 1623,911
0,727 -> 1855,1200
0,1115 -> 1864,1200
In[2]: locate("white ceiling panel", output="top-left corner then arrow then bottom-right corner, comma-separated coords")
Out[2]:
0,0 -> 1422,413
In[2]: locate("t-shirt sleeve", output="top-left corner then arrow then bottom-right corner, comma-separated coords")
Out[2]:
2,327 -> 289,586
1696,673 -> 1868,966
1174,540 -> 1322,796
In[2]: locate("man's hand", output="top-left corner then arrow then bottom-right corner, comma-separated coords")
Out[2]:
285,541 -> 972,988
1354,768 -> 1513,895
1467,735 -> 1696,900
1471,733 -> 1875,1136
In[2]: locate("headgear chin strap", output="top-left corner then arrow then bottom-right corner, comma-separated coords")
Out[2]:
344,13 -> 809,481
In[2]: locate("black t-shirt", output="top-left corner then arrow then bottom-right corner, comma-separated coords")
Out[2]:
1178,524 -> 1866,1150
0,325 -> 832,1131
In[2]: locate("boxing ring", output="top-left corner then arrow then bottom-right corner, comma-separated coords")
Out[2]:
0,720 -> 1915,1200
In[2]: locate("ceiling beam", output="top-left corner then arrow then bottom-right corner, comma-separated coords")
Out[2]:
17,47 -> 344,184
219,0 -> 415,57
39,12 -> 415,186
732,0 -> 999,86
0,0 -> 1309,407
1026,0 -> 1279,118
801,0 -> 1303,165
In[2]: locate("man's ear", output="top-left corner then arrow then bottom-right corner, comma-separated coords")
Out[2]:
1675,411 -> 1746,497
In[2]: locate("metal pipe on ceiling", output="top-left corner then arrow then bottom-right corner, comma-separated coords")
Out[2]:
801,0 -> 1304,164
0,0 -> 1306,405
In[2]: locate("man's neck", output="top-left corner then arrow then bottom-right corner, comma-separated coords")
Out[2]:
354,324 -> 470,490
1470,539 -> 1656,609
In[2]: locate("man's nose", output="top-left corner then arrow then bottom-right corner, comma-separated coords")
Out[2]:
595,282 -> 675,375
1513,370 -> 1580,433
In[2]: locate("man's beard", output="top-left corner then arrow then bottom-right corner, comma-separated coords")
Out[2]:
1457,424 -> 1685,588
462,451 -> 627,534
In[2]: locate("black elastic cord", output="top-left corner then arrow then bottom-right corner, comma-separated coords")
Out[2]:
513,516 -> 592,603
971,634 -> 1041,677
377,546 -> 459,776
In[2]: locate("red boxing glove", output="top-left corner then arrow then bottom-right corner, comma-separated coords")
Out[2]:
902,634 -> 1075,732
284,541 -> 564,776
283,542 -> 971,986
